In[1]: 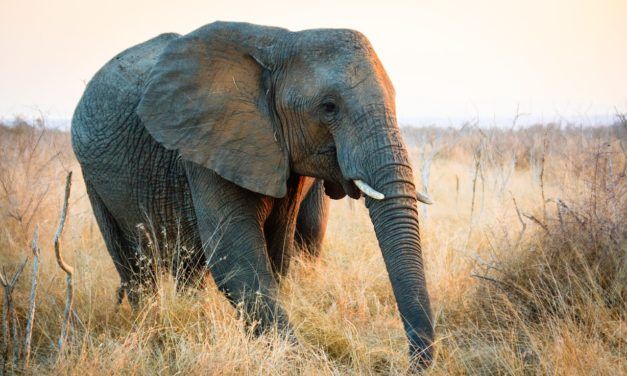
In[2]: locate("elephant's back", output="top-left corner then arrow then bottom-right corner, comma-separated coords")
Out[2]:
70,33 -> 197,234
71,32 -> 180,161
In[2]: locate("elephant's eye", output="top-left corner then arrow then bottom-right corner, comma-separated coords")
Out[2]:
322,101 -> 338,115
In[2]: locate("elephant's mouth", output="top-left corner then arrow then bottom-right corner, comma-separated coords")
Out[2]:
317,143 -> 361,200
323,176 -> 361,200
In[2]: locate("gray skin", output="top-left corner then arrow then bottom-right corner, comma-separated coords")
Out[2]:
71,22 -> 433,367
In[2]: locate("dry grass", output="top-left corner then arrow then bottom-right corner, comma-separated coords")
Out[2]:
0,117 -> 625,375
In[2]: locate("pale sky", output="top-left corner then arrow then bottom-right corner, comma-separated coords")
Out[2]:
1,0 -> 626,126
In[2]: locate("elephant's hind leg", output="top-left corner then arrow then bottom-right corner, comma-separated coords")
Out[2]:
85,181 -> 156,307
295,179 -> 330,258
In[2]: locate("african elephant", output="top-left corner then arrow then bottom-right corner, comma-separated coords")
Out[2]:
71,21 -> 433,367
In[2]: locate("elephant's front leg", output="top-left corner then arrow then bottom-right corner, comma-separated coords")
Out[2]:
185,163 -> 290,333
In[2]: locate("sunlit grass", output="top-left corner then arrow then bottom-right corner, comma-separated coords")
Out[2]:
0,118 -> 625,374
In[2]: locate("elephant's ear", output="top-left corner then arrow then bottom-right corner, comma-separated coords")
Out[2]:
137,22 -> 289,198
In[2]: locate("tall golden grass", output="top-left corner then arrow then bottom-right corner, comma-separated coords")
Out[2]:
0,117 -> 625,374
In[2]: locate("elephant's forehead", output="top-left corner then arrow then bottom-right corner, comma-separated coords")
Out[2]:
283,61 -> 373,94
315,62 -> 374,89
290,51 -> 378,86
303,56 -> 394,100
294,29 -> 374,59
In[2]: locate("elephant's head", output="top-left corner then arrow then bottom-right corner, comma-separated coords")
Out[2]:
137,21 -> 433,367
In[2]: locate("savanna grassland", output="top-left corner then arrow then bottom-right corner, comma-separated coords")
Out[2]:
0,117 -> 625,375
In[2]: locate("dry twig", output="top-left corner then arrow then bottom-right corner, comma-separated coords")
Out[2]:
539,129 -> 549,221
555,198 -> 586,226
0,258 -> 28,374
22,226 -> 40,369
511,195 -> 527,248
467,142 -> 484,245
54,172 -> 74,357
523,212 -> 549,233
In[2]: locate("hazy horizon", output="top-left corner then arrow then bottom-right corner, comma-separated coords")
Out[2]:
2,0 -> 626,123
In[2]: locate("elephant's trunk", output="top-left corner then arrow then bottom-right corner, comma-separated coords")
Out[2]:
359,127 -> 434,368
367,192 -> 433,367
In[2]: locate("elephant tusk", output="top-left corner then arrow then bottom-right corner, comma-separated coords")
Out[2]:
353,180 -> 385,200
416,191 -> 434,205
353,180 -> 433,203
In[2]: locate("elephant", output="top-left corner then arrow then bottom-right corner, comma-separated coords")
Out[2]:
71,21 -> 434,367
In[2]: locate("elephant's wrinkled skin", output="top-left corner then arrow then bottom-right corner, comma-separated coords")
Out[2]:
72,22 -> 433,367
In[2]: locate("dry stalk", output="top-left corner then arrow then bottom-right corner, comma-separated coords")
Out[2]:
555,198 -> 585,226
539,129 -> 549,221
0,258 -> 28,374
469,152 -> 480,223
467,142 -> 483,245
523,212 -> 549,233
54,172 -> 74,357
470,273 -> 509,293
511,195 -> 527,248
22,226 -> 40,369
417,132 -> 443,221
11,310 -> 18,368
455,174 -> 459,208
